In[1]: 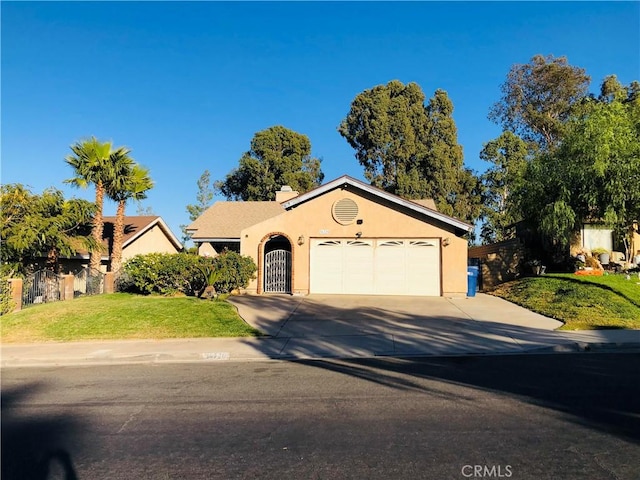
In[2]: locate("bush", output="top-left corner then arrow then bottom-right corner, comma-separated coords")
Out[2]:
120,251 -> 257,296
121,253 -> 207,296
211,251 -> 257,293
1,277 -> 15,315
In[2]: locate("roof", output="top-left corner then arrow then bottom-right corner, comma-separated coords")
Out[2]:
282,175 -> 473,232
102,216 -> 183,251
186,201 -> 285,240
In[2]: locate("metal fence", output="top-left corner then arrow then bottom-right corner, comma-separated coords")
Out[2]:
73,268 -> 105,297
22,270 -> 61,307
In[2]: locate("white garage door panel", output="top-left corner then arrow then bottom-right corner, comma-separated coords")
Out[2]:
343,241 -> 374,294
375,241 -> 407,295
310,238 -> 441,296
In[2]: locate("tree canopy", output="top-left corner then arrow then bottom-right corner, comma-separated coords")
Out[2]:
65,137 -> 117,270
339,80 -> 481,225
516,77 -> 640,249
1,184 -> 97,274
479,131 -> 529,243
215,126 -> 324,201
489,54 -> 591,151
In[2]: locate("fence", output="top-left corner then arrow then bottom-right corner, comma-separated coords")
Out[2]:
468,239 -> 525,291
5,271 -> 115,313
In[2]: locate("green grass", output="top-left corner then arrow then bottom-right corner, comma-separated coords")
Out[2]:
490,273 -> 640,330
1,293 -> 262,343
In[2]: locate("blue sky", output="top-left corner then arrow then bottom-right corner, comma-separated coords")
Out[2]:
2,1 -> 639,242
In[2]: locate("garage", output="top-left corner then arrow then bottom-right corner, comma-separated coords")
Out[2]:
310,238 -> 441,296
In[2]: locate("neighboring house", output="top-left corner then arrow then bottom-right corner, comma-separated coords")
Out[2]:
61,216 -> 182,273
187,175 -> 472,296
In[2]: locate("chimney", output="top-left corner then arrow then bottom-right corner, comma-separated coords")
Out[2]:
275,185 -> 299,202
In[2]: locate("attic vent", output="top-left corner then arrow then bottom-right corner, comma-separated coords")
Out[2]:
332,198 -> 358,225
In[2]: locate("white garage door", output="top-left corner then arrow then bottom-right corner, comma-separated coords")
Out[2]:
310,238 -> 440,296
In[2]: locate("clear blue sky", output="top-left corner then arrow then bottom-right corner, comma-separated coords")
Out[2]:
2,1 -> 639,242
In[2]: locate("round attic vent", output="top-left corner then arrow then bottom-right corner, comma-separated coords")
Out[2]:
332,198 -> 359,225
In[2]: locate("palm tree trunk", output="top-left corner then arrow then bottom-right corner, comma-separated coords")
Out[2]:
90,182 -> 104,271
111,199 -> 126,274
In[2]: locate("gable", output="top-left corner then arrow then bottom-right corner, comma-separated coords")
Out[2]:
281,175 -> 471,233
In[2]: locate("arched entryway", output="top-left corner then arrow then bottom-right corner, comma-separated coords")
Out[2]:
263,234 -> 292,293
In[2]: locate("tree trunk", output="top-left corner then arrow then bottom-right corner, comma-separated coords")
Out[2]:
111,200 -> 126,274
90,182 -> 105,272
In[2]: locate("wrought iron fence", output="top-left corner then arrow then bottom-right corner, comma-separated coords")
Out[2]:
74,268 -> 105,297
22,270 -> 61,307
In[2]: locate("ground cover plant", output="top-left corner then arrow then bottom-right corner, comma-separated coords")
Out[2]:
490,273 -> 640,330
0,293 -> 261,343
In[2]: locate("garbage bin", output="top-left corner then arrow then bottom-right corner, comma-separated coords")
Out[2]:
467,266 -> 479,297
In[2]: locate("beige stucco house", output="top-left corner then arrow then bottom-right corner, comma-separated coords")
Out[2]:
187,175 -> 473,296
61,216 -> 183,273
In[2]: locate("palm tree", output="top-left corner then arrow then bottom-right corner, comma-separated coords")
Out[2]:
106,148 -> 154,274
65,137 -> 116,271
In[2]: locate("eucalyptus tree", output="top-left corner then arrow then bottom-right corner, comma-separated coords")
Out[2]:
65,137 -> 116,270
489,54 -> 591,151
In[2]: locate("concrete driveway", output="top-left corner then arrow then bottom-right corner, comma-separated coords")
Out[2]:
228,293 -> 566,358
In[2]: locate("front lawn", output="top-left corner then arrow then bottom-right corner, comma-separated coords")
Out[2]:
490,273 -> 640,330
0,293 -> 262,343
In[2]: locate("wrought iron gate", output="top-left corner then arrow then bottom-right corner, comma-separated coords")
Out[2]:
74,268 -> 105,297
23,270 -> 61,307
264,249 -> 292,293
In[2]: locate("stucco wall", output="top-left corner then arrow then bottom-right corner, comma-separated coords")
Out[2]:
241,188 -> 468,296
123,224 -> 180,261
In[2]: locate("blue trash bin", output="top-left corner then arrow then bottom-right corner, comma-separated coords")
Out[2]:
467,266 -> 479,297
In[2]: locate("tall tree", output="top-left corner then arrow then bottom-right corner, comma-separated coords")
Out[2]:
181,170 -> 215,244
489,54 -> 591,151
65,137 -> 116,271
339,80 -> 481,225
479,131 -> 529,243
186,170 -> 214,221
516,78 -> 640,249
106,148 -> 154,274
215,126 -> 324,201
1,184 -> 96,273
338,80 -> 429,193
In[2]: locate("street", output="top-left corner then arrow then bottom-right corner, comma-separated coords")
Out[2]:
2,353 -> 639,479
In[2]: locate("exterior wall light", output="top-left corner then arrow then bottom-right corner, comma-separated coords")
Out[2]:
297,235 -> 305,246
442,237 -> 451,247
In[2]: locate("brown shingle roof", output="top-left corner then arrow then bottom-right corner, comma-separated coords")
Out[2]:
186,201 -> 284,239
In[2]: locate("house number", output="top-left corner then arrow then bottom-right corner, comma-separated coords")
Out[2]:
319,229 -> 330,234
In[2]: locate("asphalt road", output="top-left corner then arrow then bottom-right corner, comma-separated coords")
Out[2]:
2,353 -> 639,480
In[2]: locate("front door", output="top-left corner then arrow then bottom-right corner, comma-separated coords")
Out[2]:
264,249 -> 292,293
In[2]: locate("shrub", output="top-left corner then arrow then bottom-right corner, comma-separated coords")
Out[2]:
211,250 -> 257,294
0,277 -> 15,316
121,253 -> 207,296
120,251 -> 257,296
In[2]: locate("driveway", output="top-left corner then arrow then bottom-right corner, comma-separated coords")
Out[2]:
228,293 -> 566,358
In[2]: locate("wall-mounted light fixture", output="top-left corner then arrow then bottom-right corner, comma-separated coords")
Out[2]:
442,237 -> 451,247
355,231 -> 363,238
297,235 -> 305,246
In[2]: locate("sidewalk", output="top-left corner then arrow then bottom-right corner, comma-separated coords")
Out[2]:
2,294 -> 639,367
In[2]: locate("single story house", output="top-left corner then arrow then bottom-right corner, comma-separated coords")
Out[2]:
187,175 -> 472,296
61,216 -> 183,273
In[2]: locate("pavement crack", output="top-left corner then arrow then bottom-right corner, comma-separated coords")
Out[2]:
117,405 -> 144,434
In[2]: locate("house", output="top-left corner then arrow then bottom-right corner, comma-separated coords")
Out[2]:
187,175 -> 472,296
62,216 -> 183,273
